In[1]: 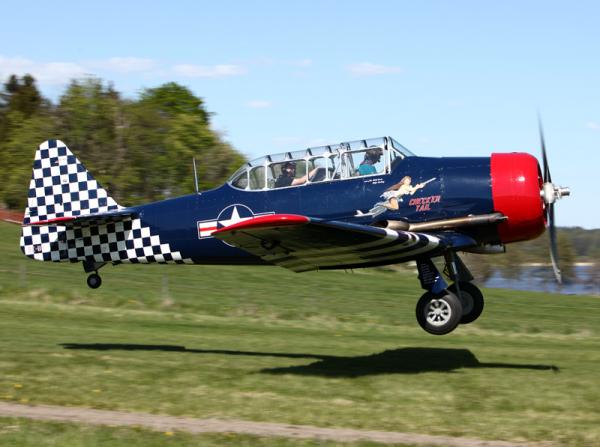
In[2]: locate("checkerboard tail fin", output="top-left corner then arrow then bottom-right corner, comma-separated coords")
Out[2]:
23,139 -> 121,225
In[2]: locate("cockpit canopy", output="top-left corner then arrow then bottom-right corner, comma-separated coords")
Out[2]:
228,136 -> 414,190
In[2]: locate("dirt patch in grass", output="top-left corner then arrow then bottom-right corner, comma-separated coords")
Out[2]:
0,402 -> 549,447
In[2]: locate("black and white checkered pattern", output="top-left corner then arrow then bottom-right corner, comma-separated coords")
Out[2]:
20,140 -> 191,265
23,140 -> 119,225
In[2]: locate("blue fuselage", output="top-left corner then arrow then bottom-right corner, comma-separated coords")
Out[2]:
133,156 -> 495,264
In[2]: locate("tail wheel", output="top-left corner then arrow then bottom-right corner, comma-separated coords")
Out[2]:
87,273 -> 102,289
449,282 -> 484,324
415,291 -> 462,335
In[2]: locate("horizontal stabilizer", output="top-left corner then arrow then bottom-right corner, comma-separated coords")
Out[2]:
24,208 -> 137,227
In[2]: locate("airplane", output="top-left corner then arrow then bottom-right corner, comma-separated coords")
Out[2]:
19,130 -> 570,335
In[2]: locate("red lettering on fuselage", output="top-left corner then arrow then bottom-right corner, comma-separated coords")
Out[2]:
409,195 -> 441,212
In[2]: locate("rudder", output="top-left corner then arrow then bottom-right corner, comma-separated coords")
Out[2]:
23,139 -> 120,225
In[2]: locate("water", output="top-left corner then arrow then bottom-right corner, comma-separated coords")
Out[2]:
484,265 -> 599,296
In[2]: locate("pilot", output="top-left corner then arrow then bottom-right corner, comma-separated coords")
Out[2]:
275,162 -> 318,188
358,147 -> 383,175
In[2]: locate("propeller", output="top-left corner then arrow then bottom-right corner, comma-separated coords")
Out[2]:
538,118 -> 571,284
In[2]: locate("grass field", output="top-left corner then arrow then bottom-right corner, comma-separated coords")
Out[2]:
1,221 -> 599,446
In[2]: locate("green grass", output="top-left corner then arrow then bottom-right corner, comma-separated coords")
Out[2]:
1,222 -> 600,446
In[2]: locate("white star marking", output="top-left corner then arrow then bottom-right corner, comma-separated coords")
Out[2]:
218,206 -> 254,228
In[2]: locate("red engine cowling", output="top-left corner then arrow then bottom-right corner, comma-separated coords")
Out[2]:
490,153 -> 545,243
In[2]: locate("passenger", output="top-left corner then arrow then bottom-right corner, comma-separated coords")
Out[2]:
275,161 -> 318,188
358,147 -> 383,175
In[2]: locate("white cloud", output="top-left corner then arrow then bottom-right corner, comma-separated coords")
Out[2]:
0,56 -> 86,85
347,62 -> 402,76
586,121 -> 600,131
0,56 -> 32,75
246,100 -> 272,109
0,55 -> 248,87
88,57 -> 156,73
172,64 -> 247,78
36,63 -> 87,83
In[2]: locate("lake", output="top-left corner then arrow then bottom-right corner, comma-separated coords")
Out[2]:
484,265 -> 599,296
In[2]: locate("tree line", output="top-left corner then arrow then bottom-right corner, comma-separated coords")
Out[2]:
0,74 -> 245,209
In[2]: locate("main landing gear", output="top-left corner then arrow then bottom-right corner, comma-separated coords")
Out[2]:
416,290 -> 462,335
415,253 -> 485,335
83,261 -> 105,289
449,281 -> 484,324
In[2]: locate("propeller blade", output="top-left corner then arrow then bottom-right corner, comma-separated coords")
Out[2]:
548,203 -> 562,284
538,117 -> 552,183
538,116 -> 563,283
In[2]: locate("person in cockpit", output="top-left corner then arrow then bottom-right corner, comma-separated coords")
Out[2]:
358,147 -> 383,175
275,162 -> 318,188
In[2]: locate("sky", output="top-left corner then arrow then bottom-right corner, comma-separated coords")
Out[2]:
1,0 -> 598,228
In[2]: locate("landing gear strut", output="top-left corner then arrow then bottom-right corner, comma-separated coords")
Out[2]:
443,252 -> 484,324
415,253 -> 485,335
83,261 -> 105,289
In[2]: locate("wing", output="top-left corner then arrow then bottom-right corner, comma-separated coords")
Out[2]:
23,208 -> 137,227
213,214 -> 460,272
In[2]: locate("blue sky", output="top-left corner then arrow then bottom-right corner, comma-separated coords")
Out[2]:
1,1 -> 598,228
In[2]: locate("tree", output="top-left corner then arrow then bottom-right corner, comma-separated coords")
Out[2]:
0,74 -> 44,118
57,78 -> 124,198
120,83 -> 244,202
138,82 -> 209,124
0,74 -> 46,146
0,110 -> 58,209
117,99 -> 167,203
0,75 -> 54,209
165,114 -> 245,194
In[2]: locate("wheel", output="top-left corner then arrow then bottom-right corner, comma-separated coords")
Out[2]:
415,290 -> 463,335
87,273 -> 102,289
449,282 -> 484,324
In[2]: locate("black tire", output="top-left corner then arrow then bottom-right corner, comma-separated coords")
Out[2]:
415,291 -> 463,335
449,282 -> 484,324
87,273 -> 102,289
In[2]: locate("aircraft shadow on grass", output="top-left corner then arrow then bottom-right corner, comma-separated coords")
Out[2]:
60,343 -> 559,377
